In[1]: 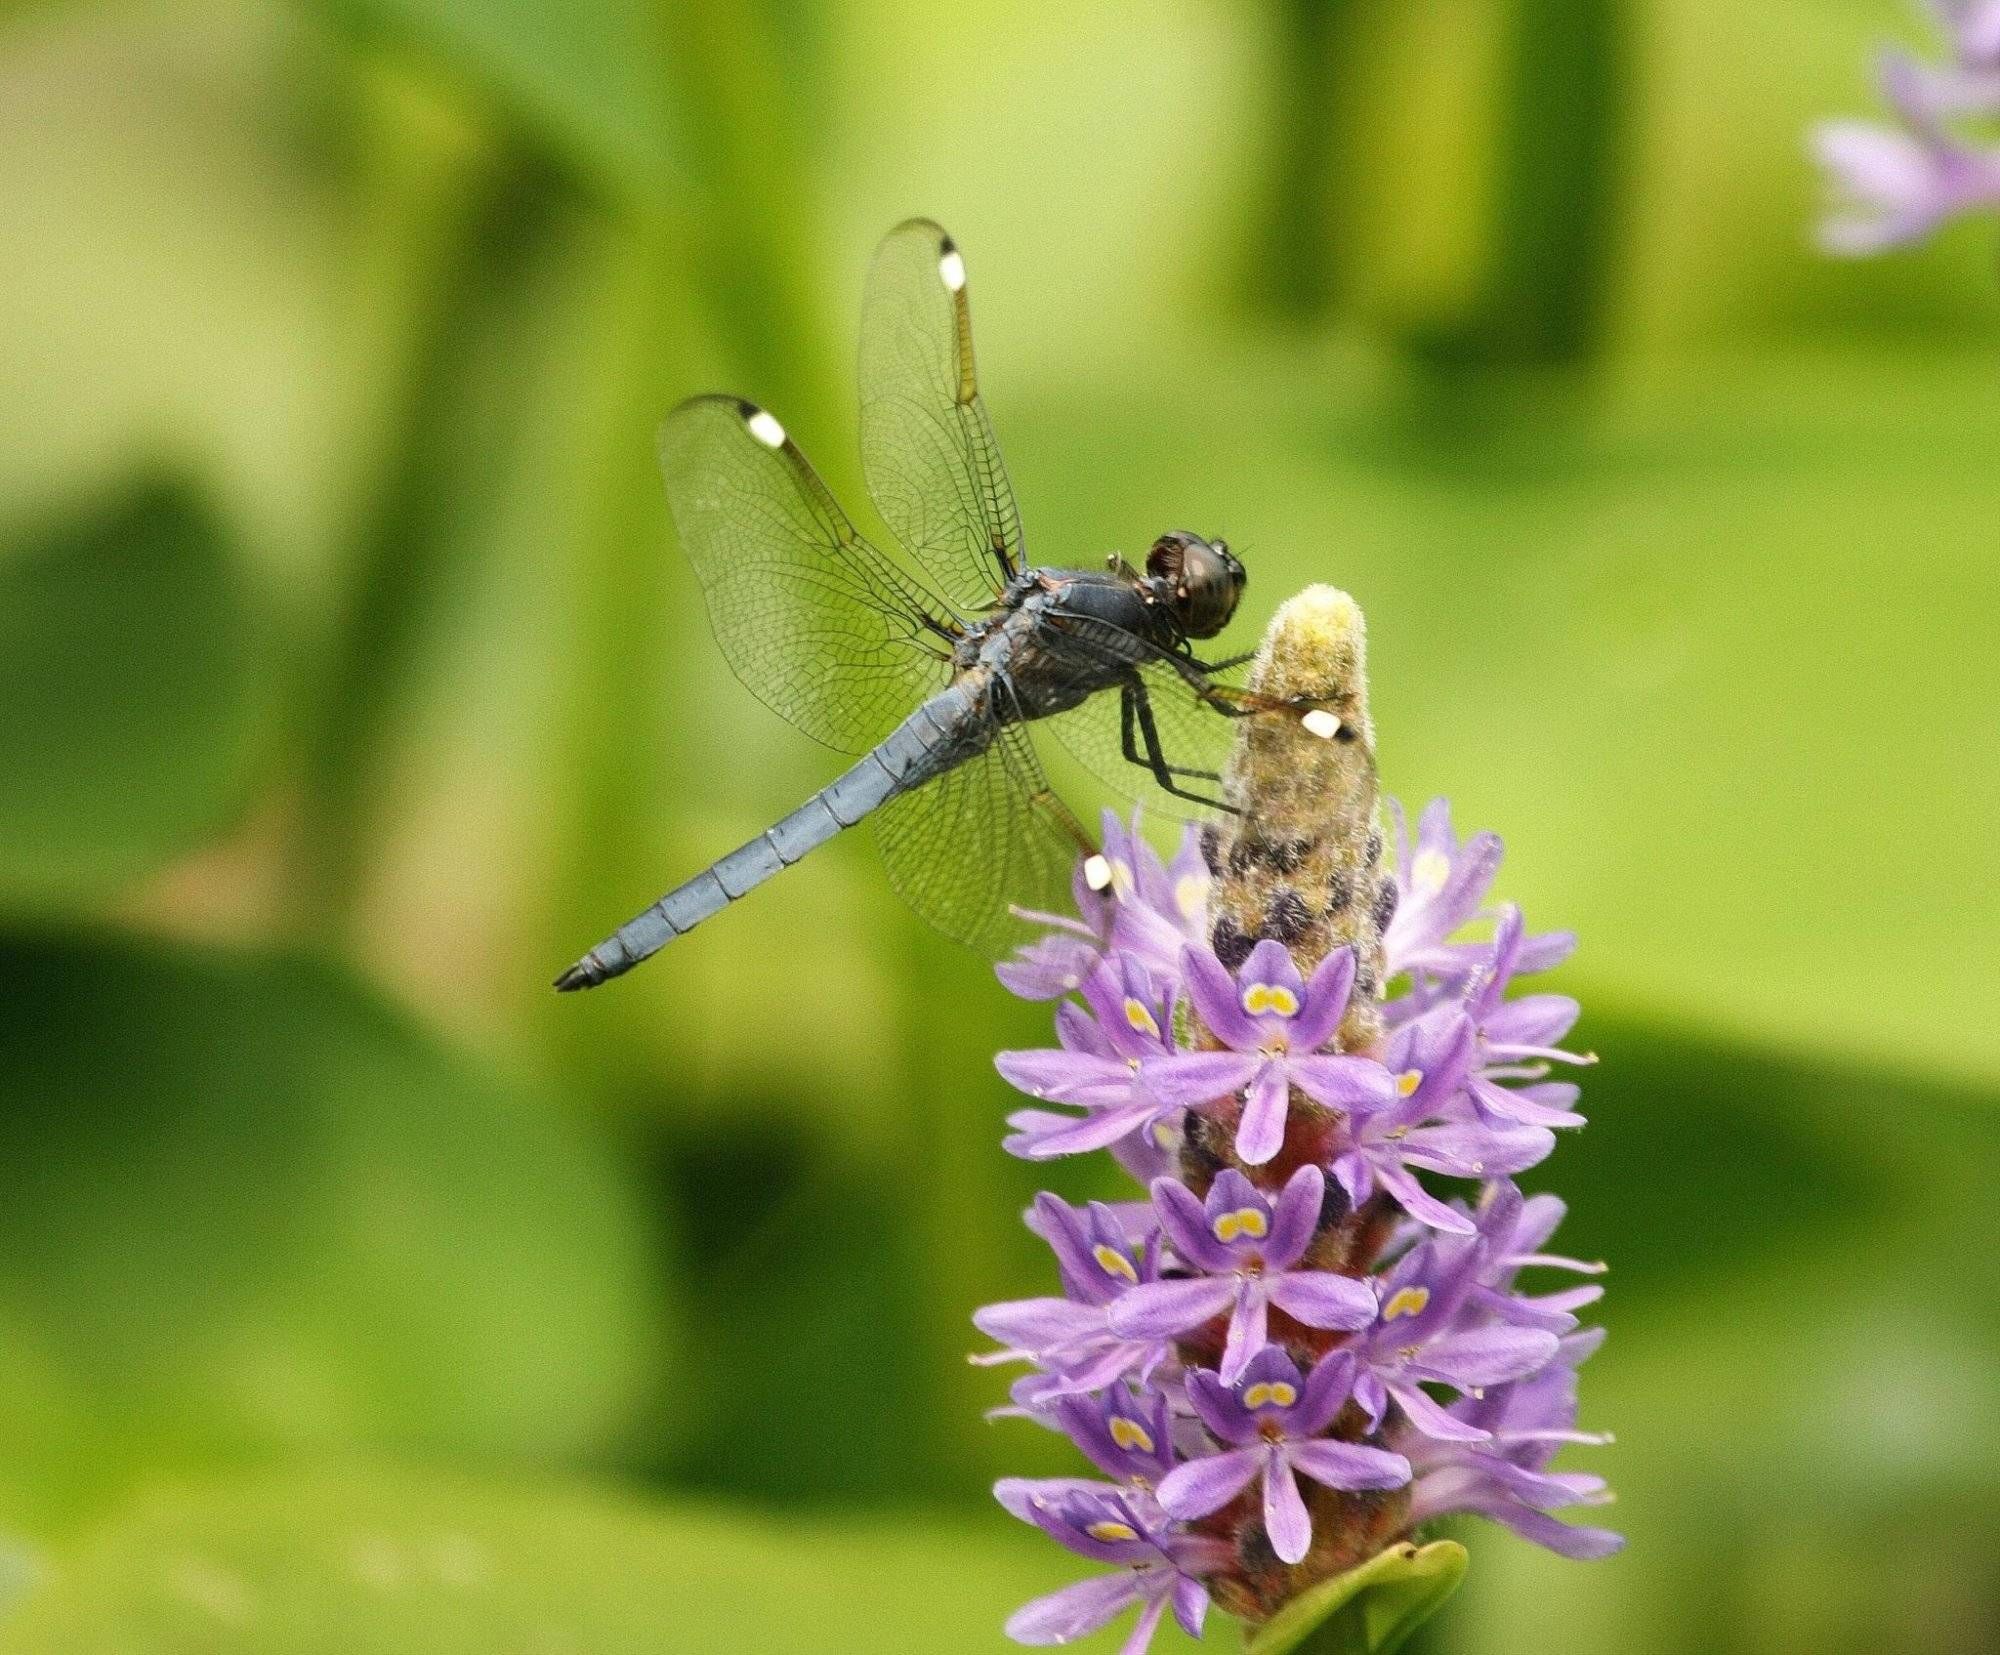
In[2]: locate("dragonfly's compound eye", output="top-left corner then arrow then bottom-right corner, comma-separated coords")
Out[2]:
1148,531 -> 1245,638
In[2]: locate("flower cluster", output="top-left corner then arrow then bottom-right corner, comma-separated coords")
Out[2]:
1811,1 -> 2000,254
976,805 -> 1619,1650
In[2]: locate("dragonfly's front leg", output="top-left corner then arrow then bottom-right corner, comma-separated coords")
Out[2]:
1120,681 -> 1237,813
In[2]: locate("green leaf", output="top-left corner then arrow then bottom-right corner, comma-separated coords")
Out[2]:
1246,1541 -> 1469,1655
0,478 -> 267,906
0,934 -> 667,1534
0,1463 -> 1058,1653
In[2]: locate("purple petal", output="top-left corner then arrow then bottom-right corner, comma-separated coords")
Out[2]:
997,934 -> 1101,1000
1182,943 -> 1263,1049
1290,1053 -> 1396,1111
1005,1096 -> 1166,1161
1005,1570 -> 1142,1645
1235,1061 -> 1290,1165
1241,937 -> 1306,1001
1265,1163 -> 1325,1270
1108,1275 -> 1239,1341
1184,1367 -> 1256,1445
1263,1452 -> 1313,1564
1386,1379 -> 1492,1442
1419,1325 -> 1562,1388
1296,1349 -> 1356,1436
1218,1281 -> 1270,1382
994,1475 -> 1120,1523
1329,1150 -> 1372,1209
1267,1269 -> 1377,1332
1290,946 -> 1357,1051
1142,1050 -> 1259,1110
1375,1161 -> 1477,1234
1171,1573 -> 1209,1639
1118,1593 -> 1169,1655
973,1296 -> 1103,1354
1152,1175 -> 1234,1271
1156,1445 -> 1262,1519
1287,1437 -> 1413,1492
995,1048 -> 1127,1103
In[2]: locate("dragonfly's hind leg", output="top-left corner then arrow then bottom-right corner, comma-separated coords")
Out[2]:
1121,682 -> 1237,813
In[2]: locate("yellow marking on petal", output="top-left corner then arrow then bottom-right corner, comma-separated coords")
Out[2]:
1093,1244 -> 1138,1283
1174,873 -> 1207,917
1086,1520 -> 1139,1543
1241,983 -> 1300,1018
1151,1120 -> 1178,1149
1109,858 -> 1136,898
1109,1416 -> 1156,1454
1212,1207 -> 1268,1245
1383,1286 -> 1430,1320
1123,997 -> 1161,1039
1242,1381 -> 1298,1411
1411,848 -> 1451,895
1396,1069 -> 1423,1098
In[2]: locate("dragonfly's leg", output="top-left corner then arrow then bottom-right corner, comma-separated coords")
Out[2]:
1121,681 -> 1237,813
1192,648 -> 1258,672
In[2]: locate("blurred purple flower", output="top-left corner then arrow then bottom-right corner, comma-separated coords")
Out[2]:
976,796 -> 1616,1638
1812,5 -> 2000,253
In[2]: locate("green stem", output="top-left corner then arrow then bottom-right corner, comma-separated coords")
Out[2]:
287,138 -> 565,934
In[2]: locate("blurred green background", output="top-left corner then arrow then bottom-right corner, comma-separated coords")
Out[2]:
0,0 -> 1996,1649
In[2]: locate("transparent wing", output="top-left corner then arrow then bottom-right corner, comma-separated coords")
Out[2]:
659,394 -> 964,756
1037,621 -> 1267,823
860,218 -> 1024,611
873,726 -> 1087,957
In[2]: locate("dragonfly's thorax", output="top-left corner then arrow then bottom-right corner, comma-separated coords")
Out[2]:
950,567 -> 1190,725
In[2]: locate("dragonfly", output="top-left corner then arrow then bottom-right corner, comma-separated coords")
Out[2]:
555,219 -> 1341,991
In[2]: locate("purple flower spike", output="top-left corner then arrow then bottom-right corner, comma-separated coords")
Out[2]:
1161,940 -> 1395,1164
1109,1166 -> 1375,1380
1004,1486 -> 1228,1653
977,791 -> 1617,1632
1157,1347 -> 1411,1565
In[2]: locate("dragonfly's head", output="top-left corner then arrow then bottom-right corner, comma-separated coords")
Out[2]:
1146,531 -> 1246,639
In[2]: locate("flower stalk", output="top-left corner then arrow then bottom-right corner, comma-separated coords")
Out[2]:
977,586 -> 1619,1650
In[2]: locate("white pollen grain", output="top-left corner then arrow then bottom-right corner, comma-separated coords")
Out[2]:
745,409 -> 786,449
1083,853 -> 1112,891
1301,708 -> 1341,740
938,249 -> 967,292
